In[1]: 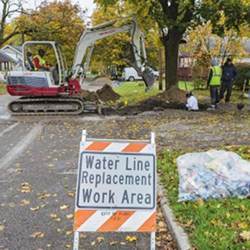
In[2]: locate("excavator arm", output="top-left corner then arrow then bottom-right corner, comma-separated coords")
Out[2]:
72,19 -> 155,88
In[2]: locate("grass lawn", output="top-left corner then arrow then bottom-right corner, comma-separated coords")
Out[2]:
178,81 -> 195,91
114,81 -> 160,105
178,81 -> 250,105
158,146 -> 250,250
114,80 -> 249,106
0,83 -> 6,95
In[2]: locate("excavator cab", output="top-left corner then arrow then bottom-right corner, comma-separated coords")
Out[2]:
7,41 -> 68,96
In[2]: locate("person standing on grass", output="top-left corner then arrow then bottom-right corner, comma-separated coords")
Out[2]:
220,58 -> 237,103
207,59 -> 222,110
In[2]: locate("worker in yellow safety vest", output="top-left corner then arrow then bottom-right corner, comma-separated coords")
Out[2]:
207,59 -> 222,110
32,49 -> 49,71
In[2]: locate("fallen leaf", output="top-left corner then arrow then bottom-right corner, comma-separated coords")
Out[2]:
196,199 -> 204,206
38,193 -> 51,200
96,236 -> 104,243
50,213 -> 58,219
125,235 -> 137,242
31,232 -> 44,238
60,205 -> 69,210
158,221 -> 165,228
30,206 -> 40,211
240,205 -> 247,212
20,199 -> 30,206
20,182 -> 32,193
15,168 -> 23,173
8,202 -> 15,208
237,222 -> 248,230
0,225 -> 5,232
239,231 -> 250,242
66,214 -> 73,219
67,192 -> 74,197
110,241 -> 118,245
65,231 -> 73,236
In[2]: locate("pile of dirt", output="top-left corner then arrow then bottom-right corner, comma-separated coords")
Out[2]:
79,84 -> 120,103
96,84 -> 120,102
78,89 -> 99,102
153,86 -> 187,104
90,77 -> 113,87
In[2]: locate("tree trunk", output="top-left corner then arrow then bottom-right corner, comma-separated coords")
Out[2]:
163,30 -> 182,90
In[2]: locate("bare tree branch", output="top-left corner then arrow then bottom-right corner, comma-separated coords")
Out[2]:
0,0 -> 23,45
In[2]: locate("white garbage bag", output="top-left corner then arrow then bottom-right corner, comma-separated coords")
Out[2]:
177,150 -> 250,202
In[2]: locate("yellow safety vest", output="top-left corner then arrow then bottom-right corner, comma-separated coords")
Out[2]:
33,55 -> 46,70
210,66 -> 222,86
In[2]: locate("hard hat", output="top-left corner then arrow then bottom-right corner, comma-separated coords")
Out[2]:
211,58 -> 218,66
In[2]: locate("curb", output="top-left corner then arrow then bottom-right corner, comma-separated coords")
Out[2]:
158,184 -> 191,250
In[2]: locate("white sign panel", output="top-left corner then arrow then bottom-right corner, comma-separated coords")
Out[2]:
77,152 -> 156,210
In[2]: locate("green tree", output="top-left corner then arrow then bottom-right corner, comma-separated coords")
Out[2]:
95,0 -> 250,89
90,3 -> 160,75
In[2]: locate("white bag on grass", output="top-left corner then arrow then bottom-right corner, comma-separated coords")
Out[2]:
177,150 -> 250,202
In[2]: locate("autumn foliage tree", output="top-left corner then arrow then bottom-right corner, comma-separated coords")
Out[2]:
90,2 -> 160,75
15,0 -> 85,64
95,0 -> 250,90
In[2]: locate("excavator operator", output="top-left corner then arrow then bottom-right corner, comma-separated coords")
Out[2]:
33,49 -> 49,71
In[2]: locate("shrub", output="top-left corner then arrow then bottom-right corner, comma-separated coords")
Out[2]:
234,63 -> 250,89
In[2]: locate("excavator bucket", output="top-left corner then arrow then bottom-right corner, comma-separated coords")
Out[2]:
141,67 -> 156,90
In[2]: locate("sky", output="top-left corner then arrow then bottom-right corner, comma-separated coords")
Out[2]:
1,0 -> 96,22
26,0 -> 96,17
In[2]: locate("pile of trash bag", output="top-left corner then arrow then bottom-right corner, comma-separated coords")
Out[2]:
177,150 -> 250,202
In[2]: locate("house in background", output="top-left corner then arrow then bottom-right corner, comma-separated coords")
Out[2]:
1,45 -> 23,64
178,52 -> 194,81
0,50 -> 17,81
0,45 -> 23,81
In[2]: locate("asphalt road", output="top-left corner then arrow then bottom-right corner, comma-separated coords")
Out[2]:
0,95 -> 177,250
0,93 -> 249,250
0,123 -> 150,250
